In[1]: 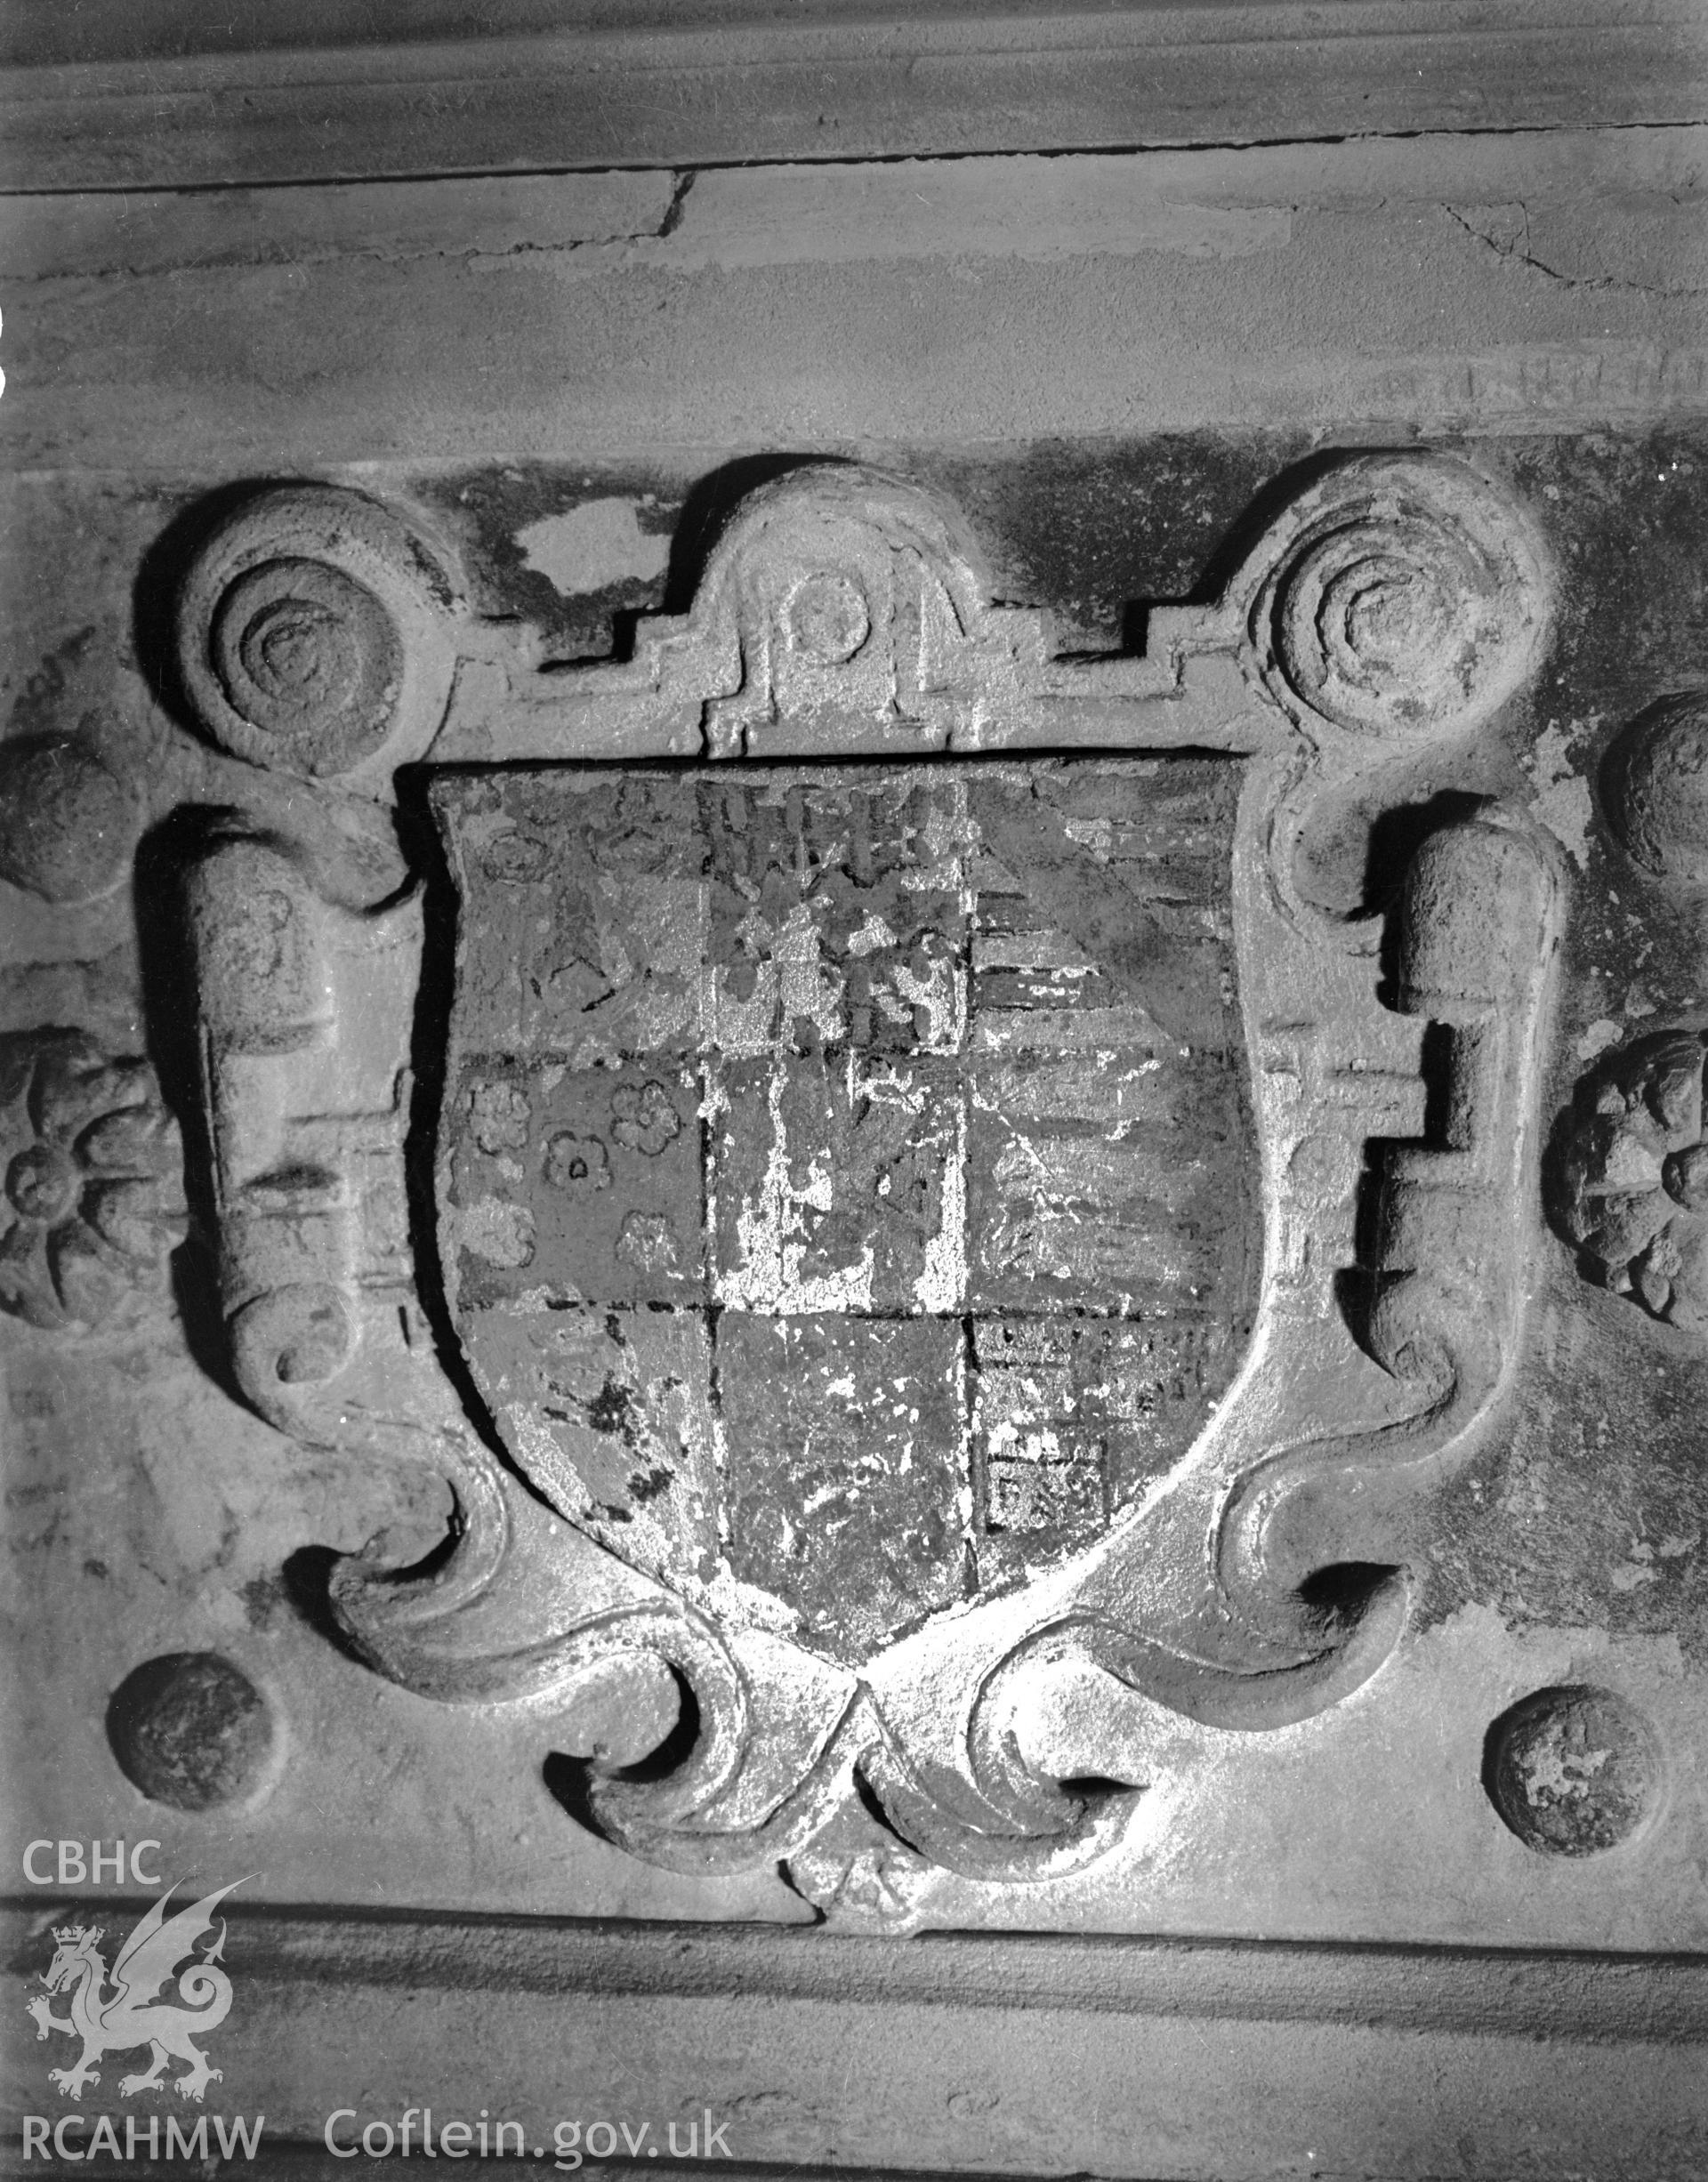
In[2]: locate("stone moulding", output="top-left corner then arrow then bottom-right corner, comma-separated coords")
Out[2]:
160,454 -> 1564,1887
3,4 -> 1697,192
4,1904 -> 1703,2176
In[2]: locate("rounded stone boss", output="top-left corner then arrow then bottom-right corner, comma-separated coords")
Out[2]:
1484,1685 -> 1663,1856
1604,691 -> 1708,890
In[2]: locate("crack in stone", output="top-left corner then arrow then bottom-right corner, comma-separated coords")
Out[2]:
1445,201 -> 1708,301
657,167 -> 697,238
4,168 -> 702,284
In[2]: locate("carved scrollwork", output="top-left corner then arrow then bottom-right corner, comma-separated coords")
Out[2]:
173,486 -> 461,792
1246,454 -> 1554,742
181,823 -> 510,1630
184,832 -> 420,1434
1218,808 -> 1561,1630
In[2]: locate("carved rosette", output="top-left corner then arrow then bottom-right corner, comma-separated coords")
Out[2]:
1555,1030 -> 1708,1333
155,457 -> 1567,1888
0,1034 -> 186,1333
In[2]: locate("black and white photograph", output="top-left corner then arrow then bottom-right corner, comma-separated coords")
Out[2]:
2,4 -> 1705,2176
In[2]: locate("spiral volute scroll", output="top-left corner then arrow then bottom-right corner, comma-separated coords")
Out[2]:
1252,455 -> 1554,740
174,486 -> 460,792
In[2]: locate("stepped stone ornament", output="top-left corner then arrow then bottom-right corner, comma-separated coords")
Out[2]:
165,456 -> 1563,1881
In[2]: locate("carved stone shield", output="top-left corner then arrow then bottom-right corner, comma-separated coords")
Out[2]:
434,758 -> 1259,1664
173,455 -> 1562,1882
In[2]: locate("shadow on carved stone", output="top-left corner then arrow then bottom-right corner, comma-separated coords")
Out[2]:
1172,447 -> 1356,612
657,452 -> 848,620
132,476 -> 294,740
541,1664 -> 697,1836
1293,783 -> 1492,928
390,764 -> 525,1504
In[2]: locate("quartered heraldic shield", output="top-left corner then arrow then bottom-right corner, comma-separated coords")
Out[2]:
177,458 -> 1561,1881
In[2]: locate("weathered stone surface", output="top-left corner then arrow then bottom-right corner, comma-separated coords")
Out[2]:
2,3 -> 1697,190
7,1898 -> 1706,2176
974,1317 -> 1224,1566
105,1651 -> 276,1813
718,1313 -> 968,1661
434,758 -> 1254,1659
1605,691 -> 1708,890
1485,1682 -> 1664,1856
4,133 -> 1705,472
0,736 -> 141,905
1553,1028 -> 1708,1331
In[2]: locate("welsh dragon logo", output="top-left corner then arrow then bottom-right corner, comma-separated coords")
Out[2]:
27,1880 -> 245,2103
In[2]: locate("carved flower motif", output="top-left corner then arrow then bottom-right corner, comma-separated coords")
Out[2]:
610,1079 -> 681,1156
1557,1029 -> 1708,1333
0,1034 -> 187,1332
468,1076 -> 531,1155
544,1130 -> 609,1192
